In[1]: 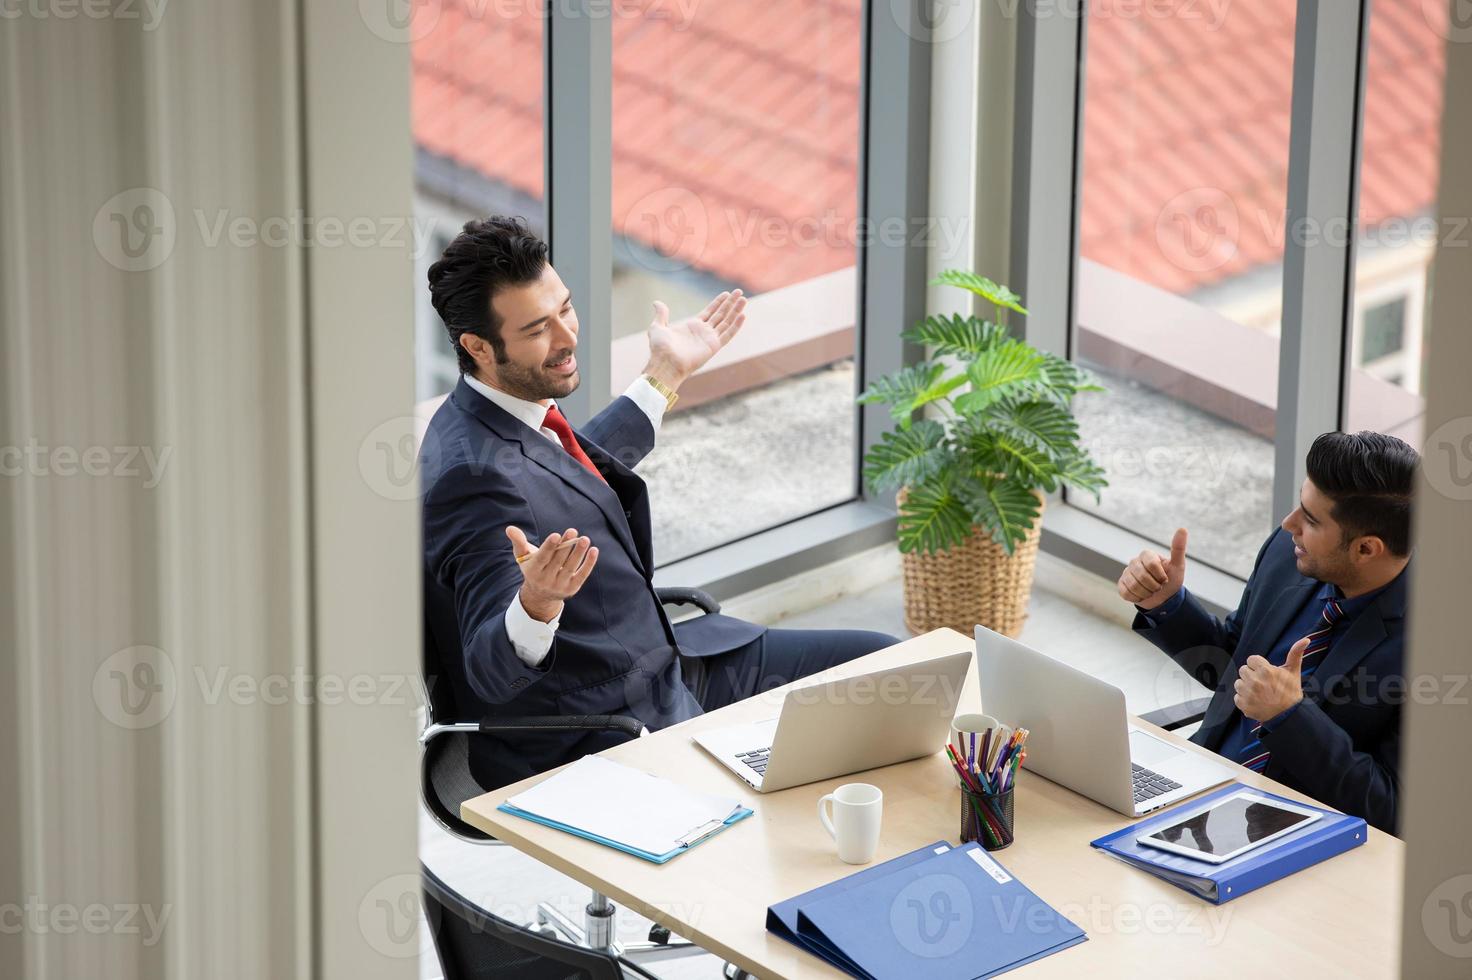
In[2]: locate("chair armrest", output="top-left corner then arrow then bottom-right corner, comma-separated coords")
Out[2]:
420,714 -> 644,745
478,714 -> 644,739
655,586 -> 721,615
1138,696 -> 1213,732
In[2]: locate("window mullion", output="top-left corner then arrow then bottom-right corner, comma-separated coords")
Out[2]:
1274,0 -> 1371,518
545,1 -> 613,425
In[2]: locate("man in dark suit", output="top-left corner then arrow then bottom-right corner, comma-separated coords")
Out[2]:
1117,431 -> 1416,833
421,216 -> 898,790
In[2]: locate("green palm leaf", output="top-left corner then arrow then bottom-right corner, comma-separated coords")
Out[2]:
897,481 -> 976,554
857,362 -> 965,427
930,270 -> 1028,315
1034,352 -> 1104,401
984,398 -> 1078,456
958,425 -> 1058,491
953,340 -> 1046,414
862,420 -> 951,492
903,314 -> 1009,360
955,475 -> 1042,555
1057,450 -> 1108,501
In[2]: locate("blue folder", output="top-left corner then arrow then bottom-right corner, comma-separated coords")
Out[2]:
497,802 -> 753,865
768,842 -> 1086,979
1090,782 -> 1367,904
767,841 -> 955,971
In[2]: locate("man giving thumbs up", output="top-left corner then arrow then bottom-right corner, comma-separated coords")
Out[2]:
1116,432 -> 1419,833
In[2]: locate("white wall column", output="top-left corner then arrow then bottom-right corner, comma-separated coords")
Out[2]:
1398,11 -> 1472,977
0,2 -> 418,977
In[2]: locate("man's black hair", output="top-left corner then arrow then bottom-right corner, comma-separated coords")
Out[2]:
1305,430 -> 1419,556
426,215 -> 548,374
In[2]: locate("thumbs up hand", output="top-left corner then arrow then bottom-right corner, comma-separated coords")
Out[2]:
1117,527 -> 1189,611
1234,636 -> 1310,723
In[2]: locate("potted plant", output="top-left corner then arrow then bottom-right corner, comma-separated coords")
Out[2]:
858,270 -> 1108,637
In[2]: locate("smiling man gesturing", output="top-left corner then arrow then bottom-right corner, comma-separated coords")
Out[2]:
420,216 -> 896,790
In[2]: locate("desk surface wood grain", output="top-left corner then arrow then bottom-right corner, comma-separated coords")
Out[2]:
461,629 -> 1402,979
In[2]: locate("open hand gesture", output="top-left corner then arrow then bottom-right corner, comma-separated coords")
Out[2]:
506,525 -> 598,623
643,289 -> 748,389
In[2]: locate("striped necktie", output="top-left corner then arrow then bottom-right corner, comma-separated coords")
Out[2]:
1238,595 -> 1343,773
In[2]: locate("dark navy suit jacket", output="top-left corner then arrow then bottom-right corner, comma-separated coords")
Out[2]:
421,378 -> 764,789
1133,528 -> 1408,833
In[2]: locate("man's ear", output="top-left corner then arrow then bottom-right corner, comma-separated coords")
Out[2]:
459,333 -> 486,370
1354,535 -> 1386,562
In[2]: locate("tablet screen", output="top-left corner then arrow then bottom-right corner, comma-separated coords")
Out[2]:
1145,795 -> 1314,859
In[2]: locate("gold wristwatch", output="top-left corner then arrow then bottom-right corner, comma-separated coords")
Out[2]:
641,373 -> 679,410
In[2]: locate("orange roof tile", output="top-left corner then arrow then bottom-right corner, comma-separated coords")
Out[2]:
411,0 -> 1444,296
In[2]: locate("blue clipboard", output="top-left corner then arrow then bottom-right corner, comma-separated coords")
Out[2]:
497,801 -> 754,864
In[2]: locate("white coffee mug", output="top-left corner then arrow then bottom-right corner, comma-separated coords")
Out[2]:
817,782 -> 883,864
949,712 -> 1002,788
950,712 -> 1001,757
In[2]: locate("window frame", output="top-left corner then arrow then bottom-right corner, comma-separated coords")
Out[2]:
1009,0 -> 1374,613
539,0 -> 933,593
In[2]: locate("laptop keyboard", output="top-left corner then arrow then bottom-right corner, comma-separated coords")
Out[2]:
737,746 -> 771,776
1131,763 -> 1182,803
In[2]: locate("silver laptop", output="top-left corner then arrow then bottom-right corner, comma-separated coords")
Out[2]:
693,652 -> 972,793
974,626 -> 1233,816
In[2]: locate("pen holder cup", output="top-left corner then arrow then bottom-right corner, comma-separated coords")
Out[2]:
960,785 -> 1015,851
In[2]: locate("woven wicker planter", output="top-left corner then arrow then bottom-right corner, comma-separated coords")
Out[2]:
899,490 -> 1046,638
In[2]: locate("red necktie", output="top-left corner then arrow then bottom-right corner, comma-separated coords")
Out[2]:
541,404 -> 607,484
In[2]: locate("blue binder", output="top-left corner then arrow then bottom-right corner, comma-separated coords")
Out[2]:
766,841 -> 955,971
767,842 -> 952,952
1090,782 -> 1368,904
768,842 -> 1086,979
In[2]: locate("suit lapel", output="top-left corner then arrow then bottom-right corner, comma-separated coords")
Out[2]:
1198,581 -> 1316,741
1247,581 -> 1319,668
1306,565 -> 1410,705
577,436 -> 655,574
451,381 -> 647,575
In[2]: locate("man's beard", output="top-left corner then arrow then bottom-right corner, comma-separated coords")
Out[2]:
492,349 -> 579,401
1296,549 -> 1350,586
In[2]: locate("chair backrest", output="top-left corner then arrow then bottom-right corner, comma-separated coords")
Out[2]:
415,392 -> 457,730
416,391 -> 496,843
422,864 -> 624,980
421,726 -> 494,843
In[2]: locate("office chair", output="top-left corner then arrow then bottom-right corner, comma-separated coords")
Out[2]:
423,861 -> 665,980
420,587 -> 722,971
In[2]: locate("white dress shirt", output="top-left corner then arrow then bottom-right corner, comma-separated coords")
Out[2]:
462,373 -> 668,668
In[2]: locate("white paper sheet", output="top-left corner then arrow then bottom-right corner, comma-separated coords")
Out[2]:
505,755 -> 746,855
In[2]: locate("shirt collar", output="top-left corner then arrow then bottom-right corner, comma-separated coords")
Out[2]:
462,372 -> 554,435
1317,567 -> 1403,619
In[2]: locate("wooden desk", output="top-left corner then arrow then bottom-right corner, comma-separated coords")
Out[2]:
462,629 -> 1403,978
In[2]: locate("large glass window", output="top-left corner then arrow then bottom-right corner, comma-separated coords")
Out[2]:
1342,0 -> 1444,446
609,0 -> 863,562
1069,1 -> 1297,578
410,0 -> 547,401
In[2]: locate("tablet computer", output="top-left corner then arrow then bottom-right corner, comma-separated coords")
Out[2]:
1136,790 -> 1321,864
